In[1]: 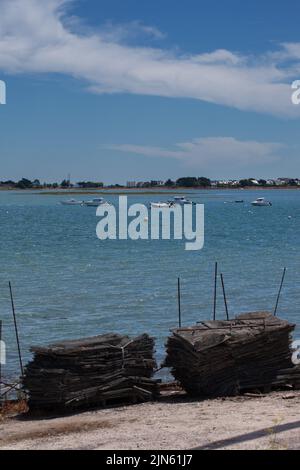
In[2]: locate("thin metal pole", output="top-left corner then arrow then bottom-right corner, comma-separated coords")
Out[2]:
274,267 -> 286,316
177,277 -> 182,328
220,273 -> 229,320
213,262 -> 218,320
8,282 -> 24,377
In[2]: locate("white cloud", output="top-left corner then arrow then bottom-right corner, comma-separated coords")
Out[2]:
105,137 -> 284,169
99,21 -> 166,43
280,43 -> 300,60
192,49 -> 243,65
0,0 -> 299,117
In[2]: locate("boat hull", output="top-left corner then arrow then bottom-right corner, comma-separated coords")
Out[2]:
251,202 -> 272,206
60,201 -> 83,206
84,202 -> 110,207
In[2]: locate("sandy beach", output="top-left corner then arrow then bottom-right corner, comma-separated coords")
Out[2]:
1,391 -> 299,450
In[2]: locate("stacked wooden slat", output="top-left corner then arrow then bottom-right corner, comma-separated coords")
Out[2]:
273,366 -> 300,390
164,312 -> 299,397
22,333 -> 160,412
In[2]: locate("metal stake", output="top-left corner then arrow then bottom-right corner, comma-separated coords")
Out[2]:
213,262 -> 218,320
177,277 -> 182,328
274,268 -> 287,316
220,273 -> 229,320
8,282 -> 24,377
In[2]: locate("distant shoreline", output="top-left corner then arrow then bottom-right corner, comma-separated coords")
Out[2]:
1,186 -> 300,195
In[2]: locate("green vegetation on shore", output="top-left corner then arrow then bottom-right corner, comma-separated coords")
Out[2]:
1,176 -> 300,191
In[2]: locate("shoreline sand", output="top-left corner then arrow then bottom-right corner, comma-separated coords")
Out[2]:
1,391 -> 300,450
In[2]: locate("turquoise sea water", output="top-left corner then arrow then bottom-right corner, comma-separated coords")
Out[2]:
1,189 -> 299,378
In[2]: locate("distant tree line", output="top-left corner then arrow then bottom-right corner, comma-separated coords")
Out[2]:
171,177 -> 211,187
0,178 -> 103,189
1,176 -> 299,189
166,177 -> 300,188
76,181 -> 104,188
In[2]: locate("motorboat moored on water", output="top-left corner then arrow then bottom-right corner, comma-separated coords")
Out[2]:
150,202 -> 172,209
83,198 -> 111,207
150,196 -> 194,208
251,197 -> 272,207
60,199 -> 83,206
172,196 -> 193,205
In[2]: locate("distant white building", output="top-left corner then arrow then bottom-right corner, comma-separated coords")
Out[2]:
274,178 -> 287,186
126,181 -> 136,188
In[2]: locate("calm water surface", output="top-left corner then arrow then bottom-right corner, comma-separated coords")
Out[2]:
1,189 -> 299,377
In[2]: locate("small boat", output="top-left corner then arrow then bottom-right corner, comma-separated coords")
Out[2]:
235,200 -> 244,203
60,199 -> 83,206
83,198 -> 110,207
172,196 -> 193,205
251,197 -> 272,207
150,202 -> 172,209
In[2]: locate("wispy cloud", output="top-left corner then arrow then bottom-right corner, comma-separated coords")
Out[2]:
0,0 -> 299,117
105,137 -> 284,170
99,20 -> 166,43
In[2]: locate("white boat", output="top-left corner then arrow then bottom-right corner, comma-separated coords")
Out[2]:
251,197 -> 272,207
150,196 -> 193,208
172,196 -> 193,205
83,198 -> 111,207
60,199 -> 83,206
150,202 -> 172,209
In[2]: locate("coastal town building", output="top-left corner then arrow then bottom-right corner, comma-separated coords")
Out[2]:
126,181 -> 136,188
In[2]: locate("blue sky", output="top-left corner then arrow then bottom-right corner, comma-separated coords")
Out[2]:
0,0 -> 300,183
